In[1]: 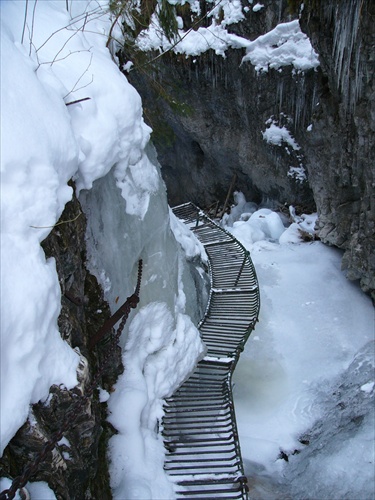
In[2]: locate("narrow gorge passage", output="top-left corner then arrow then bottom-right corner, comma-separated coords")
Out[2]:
162,203 -> 260,499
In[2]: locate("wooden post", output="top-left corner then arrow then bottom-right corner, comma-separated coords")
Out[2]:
219,173 -> 237,219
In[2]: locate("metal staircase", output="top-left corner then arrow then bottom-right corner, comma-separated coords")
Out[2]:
162,203 -> 260,499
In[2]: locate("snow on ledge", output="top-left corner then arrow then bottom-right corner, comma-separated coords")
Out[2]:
137,14 -> 319,72
262,121 -> 300,150
241,20 -> 320,72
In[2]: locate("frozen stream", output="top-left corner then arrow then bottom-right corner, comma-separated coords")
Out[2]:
231,239 -> 374,499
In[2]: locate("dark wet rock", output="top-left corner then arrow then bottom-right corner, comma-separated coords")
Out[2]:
128,48 -> 318,212
299,0 -> 375,300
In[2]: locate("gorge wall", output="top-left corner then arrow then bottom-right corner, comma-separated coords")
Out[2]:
299,1 -> 374,299
126,0 -> 374,300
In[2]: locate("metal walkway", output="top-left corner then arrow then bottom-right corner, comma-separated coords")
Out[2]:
163,203 -> 260,499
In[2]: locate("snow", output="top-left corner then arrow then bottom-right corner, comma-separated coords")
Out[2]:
1,2 -> 205,497
218,0 -> 245,26
263,119 -> 300,150
135,4 -> 319,73
99,387 -> 110,403
1,4 -> 81,451
224,195 -> 375,499
136,16 -> 247,58
252,4 -> 264,12
262,118 -> 308,185
1,1 -> 372,499
237,209 -> 286,241
108,302 -> 205,499
288,165 -> 307,183
0,478 -> 56,500
361,381 -> 374,394
241,20 -> 320,72
0,0 -> 152,390
169,208 -> 208,263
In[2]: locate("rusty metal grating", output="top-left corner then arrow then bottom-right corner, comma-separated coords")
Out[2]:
163,203 -> 260,499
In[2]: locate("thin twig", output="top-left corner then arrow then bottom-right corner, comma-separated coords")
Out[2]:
30,212 -> 82,229
82,12 -> 88,31
68,75 -> 94,96
29,0 -> 38,56
50,28 -> 87,66
36,6 -> 104,53
21,0 -> 29,45
63,53 -> 93,99
37,48 -> 92,66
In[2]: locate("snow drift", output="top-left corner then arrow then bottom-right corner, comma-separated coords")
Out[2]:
1,2 -> 206,497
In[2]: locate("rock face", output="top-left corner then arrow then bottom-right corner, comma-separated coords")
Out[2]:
126,0 -> 374,300
299,0 -> 375,300
128,48 -> 319,213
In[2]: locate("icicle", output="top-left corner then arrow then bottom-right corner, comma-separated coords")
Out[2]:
294,74 -> 306,130
332,1 -> 363,112
276,79 -> 284,115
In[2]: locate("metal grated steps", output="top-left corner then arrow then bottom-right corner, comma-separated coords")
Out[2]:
163,203 -> 260,499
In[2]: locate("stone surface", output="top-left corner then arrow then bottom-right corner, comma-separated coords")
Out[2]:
126,0 -> 374,300
129,48 -> 318,212
299,0 -> 375,300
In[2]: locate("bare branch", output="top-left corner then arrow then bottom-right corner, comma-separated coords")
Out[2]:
30,211 -> 82,229
65,97 -> 91,106
82,12 -> 88,31
66,74 -> 94,98
36,6 -> 105,53
63,53 -> 94,99
36,48 -> 92,66
29,0 -> 38,56
50,28 -> 86,66
21,0 -> 29,45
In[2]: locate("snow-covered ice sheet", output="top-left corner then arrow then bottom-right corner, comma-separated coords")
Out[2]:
81,165 -> 207,499
224,195 -> 374,499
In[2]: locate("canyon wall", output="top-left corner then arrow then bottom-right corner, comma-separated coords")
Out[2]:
299,0 -> 374,298
127,0 -> 374,299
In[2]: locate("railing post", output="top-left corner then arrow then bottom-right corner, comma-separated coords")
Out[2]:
234,251 -> 249,287
195,210 -> 200,228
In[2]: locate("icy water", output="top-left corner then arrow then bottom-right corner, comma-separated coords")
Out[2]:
232,240 -> 374,500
